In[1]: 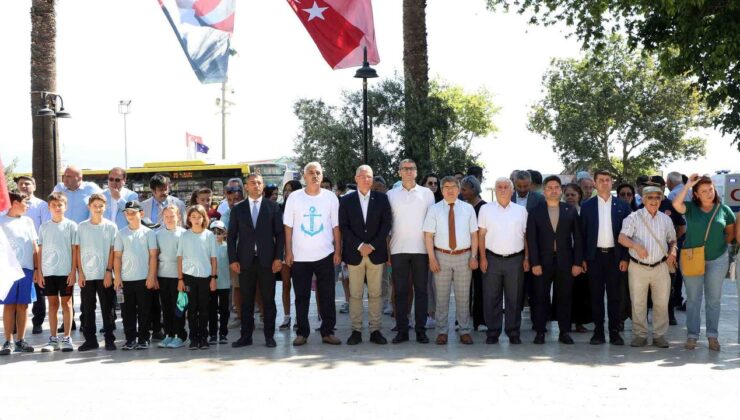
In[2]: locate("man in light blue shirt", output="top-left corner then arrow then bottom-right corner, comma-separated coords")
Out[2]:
53,166 -> 102,223
102,167 -> 139,229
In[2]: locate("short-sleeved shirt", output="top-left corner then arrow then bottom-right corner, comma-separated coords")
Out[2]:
39,218 -> 78,276
26,195 -> 51,232
620,208 -> 677,264
387,184 -> 436,254
53,182 -> 103,223
114,225 -> 157,281
283,188 -> 339,262
156,226 -> 186,278
683,202 -> 736,261
478,200 -> 528,255
215,241 -> 231,289
422,199 -> 478,251
76,219 -> 117,280
0,214 -> 38,270
177,229 -> 217,278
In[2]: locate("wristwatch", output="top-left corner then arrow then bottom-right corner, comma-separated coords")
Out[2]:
210,275 -> 218,279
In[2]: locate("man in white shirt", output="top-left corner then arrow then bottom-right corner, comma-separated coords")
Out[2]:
103,167 -> 139,229
387,159 -> 435,344
53,166 -> 102,224
283,162 -> 342,346
423,176 -> 478,345
141,174 -> 186,225
478,177 -> 529,345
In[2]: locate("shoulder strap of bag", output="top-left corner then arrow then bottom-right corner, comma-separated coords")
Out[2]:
702,204 -> 721,245
639,212 -> 668,256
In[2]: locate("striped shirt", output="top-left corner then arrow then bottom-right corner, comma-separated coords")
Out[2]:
620,208 -> 676,264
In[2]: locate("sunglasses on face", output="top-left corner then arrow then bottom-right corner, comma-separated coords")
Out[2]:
108,177 -> 122,182
618,192 -> 633,197
427,181 -> 438,186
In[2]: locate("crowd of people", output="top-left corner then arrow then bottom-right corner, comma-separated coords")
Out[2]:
0,160 -> 738,356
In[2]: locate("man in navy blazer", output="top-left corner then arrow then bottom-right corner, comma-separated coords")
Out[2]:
228,173 -> 284,348
339,165 -> 393,345
580,170 -> 631,345
526,175 -> 583,345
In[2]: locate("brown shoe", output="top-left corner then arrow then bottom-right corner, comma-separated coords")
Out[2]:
460,334 -> 474,345
322,335 -> 341,345
684,338 -> 697,350
292,335 -> 307,346
435,334 -> 448,345
708,337 -> 720,351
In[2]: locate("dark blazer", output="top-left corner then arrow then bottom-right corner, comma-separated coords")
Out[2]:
526,201 -> 583,271
511,191 -> 546,211
227,197 -> 285,269
339,190 -> 392,266
580,195 -> 631,261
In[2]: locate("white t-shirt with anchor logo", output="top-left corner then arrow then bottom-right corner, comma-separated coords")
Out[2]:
283,188 -> 339,262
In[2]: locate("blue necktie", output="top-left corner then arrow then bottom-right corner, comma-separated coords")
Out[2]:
251,200 -> 258,227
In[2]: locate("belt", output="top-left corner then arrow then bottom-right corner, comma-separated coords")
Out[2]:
435,248 -> 470,256
486,249 -> 524,259
597,247 -> 614,253
629,256 -> 667,268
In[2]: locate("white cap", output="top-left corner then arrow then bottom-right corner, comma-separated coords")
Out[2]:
209,220 -> 226,230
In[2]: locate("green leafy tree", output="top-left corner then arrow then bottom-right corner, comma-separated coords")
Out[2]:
3,158 -> 18,192
528,36 -> 709,182
487,0 -> 740,150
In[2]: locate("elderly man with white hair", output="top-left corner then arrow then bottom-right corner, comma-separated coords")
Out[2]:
477,177 -> 529,345
283,161 -> 342,346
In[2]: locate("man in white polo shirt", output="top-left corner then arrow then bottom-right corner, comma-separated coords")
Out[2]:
477,177 -> 529,345
387,159 -> 435,344
283,162 -> 342,346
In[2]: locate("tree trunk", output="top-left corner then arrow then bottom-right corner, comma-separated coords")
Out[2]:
402,0 -> 431,174
30,0 -> 58,199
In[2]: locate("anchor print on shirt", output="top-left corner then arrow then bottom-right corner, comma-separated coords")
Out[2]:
300,206 -> 324,237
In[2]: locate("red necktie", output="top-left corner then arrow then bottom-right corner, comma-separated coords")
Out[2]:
448,202 -> 457,250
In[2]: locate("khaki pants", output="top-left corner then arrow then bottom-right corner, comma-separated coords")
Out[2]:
628,262 -> 670,338
348,256 -> 384,332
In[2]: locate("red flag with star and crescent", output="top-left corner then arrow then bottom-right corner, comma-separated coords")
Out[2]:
287,0 -> 380,69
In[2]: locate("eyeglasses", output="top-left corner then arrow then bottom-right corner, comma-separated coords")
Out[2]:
644,196 -> 661,201
400,167 -> 417,172
108,177 -> 122,182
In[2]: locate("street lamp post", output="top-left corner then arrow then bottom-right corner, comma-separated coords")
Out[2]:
34,91 -> 71,196
118,100 -> 131,168
354,47 -> 378,165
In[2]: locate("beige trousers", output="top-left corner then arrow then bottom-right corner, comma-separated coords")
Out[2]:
628,262 -> 670,338
348,256 -> 384,332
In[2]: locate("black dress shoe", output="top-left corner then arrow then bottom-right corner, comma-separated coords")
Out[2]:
486,336 -> 499,344
415,331 -> 430,344
265,337 -> 277,348
534,332 -> 545,344
559,333 -> 574,345
370,330 -> 387,345
231,336 -> 253,348
509,336 -> 522,345
32,325 -> 42,335
609,333 -> 624,346
590,333 -> 606,345
392,332 -> 409,344
347,331 -> 363,345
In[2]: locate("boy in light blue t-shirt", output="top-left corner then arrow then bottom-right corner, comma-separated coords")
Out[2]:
208,220 -> 231,344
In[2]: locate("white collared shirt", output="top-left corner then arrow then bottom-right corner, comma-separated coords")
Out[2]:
478,200 -> 528,255
387,184 -> 435,254
423,199 -> 478,251
597,195 -> 615,247
357,189 -> 371,223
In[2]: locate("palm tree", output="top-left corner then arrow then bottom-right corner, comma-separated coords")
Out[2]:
402,0 -> 431,173
30,0 -> 59,198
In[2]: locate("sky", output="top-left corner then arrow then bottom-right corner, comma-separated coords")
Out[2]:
2,0 -> 739,189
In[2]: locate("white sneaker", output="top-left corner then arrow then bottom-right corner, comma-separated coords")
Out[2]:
157,336 -> 174,348
339,302 -> 349,314
228,318 -> 241,329
425,316 -> 437,329
60,336 -> 74,352
41,336 -> 59,352
279,316 -> 292,330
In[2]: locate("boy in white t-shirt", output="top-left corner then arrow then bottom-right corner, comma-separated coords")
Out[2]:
283,162 -> 341,346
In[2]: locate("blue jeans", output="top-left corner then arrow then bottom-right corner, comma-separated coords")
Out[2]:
682,251 -> 729,339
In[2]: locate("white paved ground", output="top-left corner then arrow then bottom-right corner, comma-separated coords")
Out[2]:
1,280 -> 739,420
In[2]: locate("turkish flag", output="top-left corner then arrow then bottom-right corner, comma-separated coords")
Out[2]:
287,0 -> 380,69
0,157 -> 10,213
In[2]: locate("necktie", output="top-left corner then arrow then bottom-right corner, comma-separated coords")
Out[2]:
251,200 -> 259,227
448,202 -> 457,250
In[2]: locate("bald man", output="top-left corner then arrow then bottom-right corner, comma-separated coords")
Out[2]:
53,166 -> 103,224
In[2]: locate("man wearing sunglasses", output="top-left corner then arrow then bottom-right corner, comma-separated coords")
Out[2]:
103,167 -> 139,229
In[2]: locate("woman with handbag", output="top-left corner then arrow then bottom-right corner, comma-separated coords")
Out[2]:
672,174 -> 736,351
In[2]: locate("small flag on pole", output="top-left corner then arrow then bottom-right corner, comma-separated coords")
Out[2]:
186,132 -> 209,156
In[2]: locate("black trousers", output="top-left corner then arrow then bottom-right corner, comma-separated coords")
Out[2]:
482,253 -> 524,338
149,289 -> 162,333
32,283 -> 46,327
532,262 -> 574,334
571,273 -> 592,325
292,253 -> 336,338
391,253 -> 429,334
671,236 -> 685,308
81,279 -> 115,343
209,289 -> 231,337
587,250 -> 622,335
158,277 -> 186,340
470,268 -> 485,329
122,280 -> 153,343
239,256 -> 276,339
184,275 -> 211,342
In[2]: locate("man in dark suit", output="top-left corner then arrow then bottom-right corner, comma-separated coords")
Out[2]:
580,170 -> 631,345
526,175 -> 583,344
339,165 -> 392,345
228,174 -> 284,348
